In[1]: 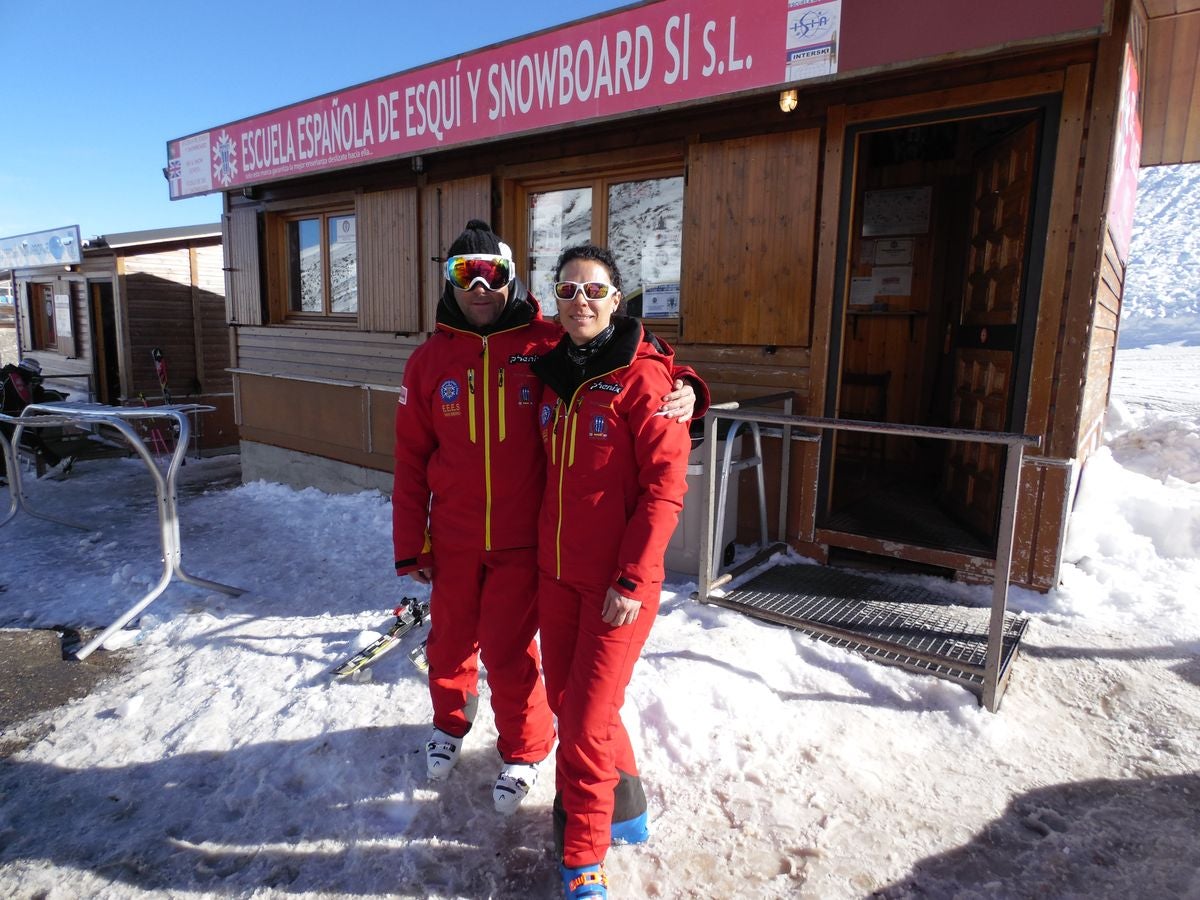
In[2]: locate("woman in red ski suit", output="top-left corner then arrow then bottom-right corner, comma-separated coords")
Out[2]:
392,221 -> 705,816
531,244 -> 691,899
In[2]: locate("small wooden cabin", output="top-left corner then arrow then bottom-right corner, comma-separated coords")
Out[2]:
167,0 -> 1198,590
4,224 -> 237,448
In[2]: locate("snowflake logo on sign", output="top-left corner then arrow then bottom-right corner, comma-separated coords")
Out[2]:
212,130 -> 239,187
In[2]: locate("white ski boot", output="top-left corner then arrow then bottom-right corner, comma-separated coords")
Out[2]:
493,761 -> 540,815
426,727 -> 463,780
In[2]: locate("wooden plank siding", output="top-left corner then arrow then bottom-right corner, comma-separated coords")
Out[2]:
419,176 -> 492,331
225,207 -> 263,326
194,244 -> 233,393
357,188 -> 420,334
1025,64 -> 1092,450
1141,7 -> 1200,164
1052,4 -> 1132,461
681,129 -> 820,346
123,247 -> 200,400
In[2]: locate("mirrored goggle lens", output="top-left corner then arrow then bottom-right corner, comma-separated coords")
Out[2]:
445,256 -> 513,290
553,281 -> 615,301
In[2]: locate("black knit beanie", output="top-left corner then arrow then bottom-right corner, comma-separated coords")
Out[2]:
448,219 -> 512,259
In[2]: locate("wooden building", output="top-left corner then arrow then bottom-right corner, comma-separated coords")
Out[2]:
3,224 -> 237,449
167,0 -> 1199,590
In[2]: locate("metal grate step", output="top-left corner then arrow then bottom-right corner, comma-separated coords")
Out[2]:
710,563 -> 1028,695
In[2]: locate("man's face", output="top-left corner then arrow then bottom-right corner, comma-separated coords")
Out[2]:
453,282 -> 510,329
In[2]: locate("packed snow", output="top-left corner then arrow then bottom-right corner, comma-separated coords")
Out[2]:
1,165 -> 1199,898
0,351 -> 1196,899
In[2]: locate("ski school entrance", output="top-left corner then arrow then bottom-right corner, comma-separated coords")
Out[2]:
166,0 -> 1198,706
818,100 -> 1060,573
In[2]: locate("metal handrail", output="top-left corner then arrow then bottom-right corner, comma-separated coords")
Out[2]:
695,393 -> 1041,712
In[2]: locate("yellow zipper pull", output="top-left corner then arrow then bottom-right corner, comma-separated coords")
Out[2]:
497,368 -> 506,442
467,369 -> 477,443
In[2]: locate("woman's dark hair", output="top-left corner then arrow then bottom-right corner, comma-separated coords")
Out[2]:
554,243 -> 626,314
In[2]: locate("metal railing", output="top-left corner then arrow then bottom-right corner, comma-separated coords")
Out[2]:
695,393 -> 1041,711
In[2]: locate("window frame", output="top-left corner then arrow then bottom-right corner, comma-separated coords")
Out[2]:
513,160 -> 685,321
267,201 -> 359,326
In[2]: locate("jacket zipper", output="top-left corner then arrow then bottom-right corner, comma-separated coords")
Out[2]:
481,336 -> 493,550
552,366 -> 625,579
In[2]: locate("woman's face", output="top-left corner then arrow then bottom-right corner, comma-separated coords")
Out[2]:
556,258 -> 621,346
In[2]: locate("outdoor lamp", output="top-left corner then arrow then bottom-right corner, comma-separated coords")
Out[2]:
779,89 -> 798,113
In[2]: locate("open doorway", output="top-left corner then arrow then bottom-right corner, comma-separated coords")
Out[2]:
818,100 -> 1057,565
89,281 -> 120,404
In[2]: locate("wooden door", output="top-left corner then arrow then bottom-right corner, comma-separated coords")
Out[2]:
31,283 -> 56,350
939,119 -> 1038,539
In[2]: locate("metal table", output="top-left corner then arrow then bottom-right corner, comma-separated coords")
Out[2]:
2,401 -> 244,660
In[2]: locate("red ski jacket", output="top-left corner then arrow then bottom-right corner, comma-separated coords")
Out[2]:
393,286 -> 708,575
393,285 -> 559,571
532,318 -> 691,603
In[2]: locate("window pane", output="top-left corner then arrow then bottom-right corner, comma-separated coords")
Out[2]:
288,218 -> 323,313
328,215 -> 358,314
528,187 -> 592,315
607,176 -> 684,316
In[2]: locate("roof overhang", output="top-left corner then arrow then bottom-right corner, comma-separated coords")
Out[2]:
1141,2 -> 1200,166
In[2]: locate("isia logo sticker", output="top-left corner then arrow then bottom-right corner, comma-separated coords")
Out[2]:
212,130 -> 239,187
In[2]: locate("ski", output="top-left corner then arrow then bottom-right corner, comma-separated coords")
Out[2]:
409,638 -> 429,673
331,598 -> 430,678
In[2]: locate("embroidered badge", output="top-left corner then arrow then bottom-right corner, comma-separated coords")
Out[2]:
519,385 -> 533,405
589,414 -> 608,439
540,404 -> 553,427
440,379 -> 460,402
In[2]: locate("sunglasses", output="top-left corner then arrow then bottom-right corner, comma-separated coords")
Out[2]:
445,254 -> 515,291
553,281 -> 618,301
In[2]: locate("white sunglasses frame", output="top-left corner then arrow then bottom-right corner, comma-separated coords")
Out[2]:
552,280 -> 619,302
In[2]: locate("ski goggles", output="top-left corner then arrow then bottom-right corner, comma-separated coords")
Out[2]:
552,280 -> 618,301
445,254 -> 515,291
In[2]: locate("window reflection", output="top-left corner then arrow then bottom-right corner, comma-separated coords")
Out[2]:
527,187 -> 592,315
608,176 -> 684,312
285,212 -> 357,318
328,215 -> 358,314
288,218 -> 323,313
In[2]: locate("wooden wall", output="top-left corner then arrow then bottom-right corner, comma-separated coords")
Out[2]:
118,238 -> 237,447
1141,3 -> 1200,165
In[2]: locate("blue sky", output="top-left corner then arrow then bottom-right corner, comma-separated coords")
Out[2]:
0,0 -> 628,241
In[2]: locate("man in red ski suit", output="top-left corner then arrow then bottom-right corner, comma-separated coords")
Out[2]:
531,244 -> 691,899
392,221 -> 706,815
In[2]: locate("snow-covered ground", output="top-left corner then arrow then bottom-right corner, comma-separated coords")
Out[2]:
2,161 -> 1198,898
0,341 -> 1197,899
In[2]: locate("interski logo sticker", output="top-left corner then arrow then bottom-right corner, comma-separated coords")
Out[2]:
212,130 -> 238,187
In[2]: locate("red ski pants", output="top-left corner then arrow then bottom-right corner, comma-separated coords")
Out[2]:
426,544 -> 555,763
538,574 -> 659,867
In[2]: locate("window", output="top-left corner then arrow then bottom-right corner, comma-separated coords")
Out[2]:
283,210 -> 357,319
523,171 -> 683,317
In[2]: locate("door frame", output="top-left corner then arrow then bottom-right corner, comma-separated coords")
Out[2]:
815,93 -> 1062,545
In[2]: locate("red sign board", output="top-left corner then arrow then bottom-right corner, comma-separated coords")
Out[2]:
167,0 -> 1107,200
